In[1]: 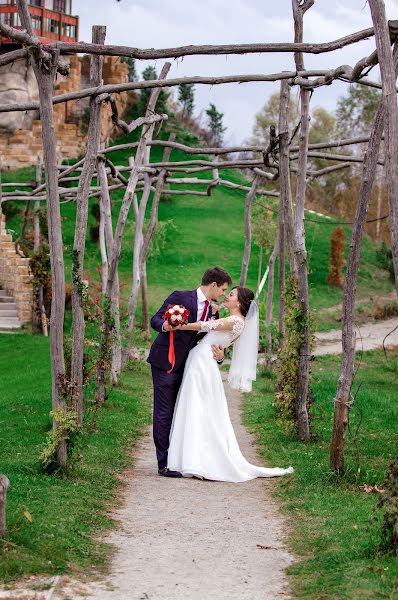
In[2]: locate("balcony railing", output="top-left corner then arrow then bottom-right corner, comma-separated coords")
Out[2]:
0,4 -> 79,44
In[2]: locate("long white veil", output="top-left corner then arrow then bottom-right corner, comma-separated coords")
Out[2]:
227,301 -> 259,393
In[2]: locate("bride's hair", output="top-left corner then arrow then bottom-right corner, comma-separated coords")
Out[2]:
233,287 -> 254,317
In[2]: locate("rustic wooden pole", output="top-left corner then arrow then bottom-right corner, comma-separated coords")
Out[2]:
125,171 -> 153,340
139,135 -> 176,340
33,156 -> 41,253
71,25 -> 106,425
240,174 -> 261,286
17,0 -> 67,464
278,78 -> 296,269
97,156 -> 121,385
278,205 -> 286,348
330,40 -> 398,474
292,0 -> 312,441
0,475 -> 9,537
265,238 -> 278,369
369,0 -> 398,300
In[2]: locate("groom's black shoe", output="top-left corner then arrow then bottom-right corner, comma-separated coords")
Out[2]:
158,467 -> 182,478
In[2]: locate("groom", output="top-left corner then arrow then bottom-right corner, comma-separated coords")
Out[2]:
147,267 -> 232,477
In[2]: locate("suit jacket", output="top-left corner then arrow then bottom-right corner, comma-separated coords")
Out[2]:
147,289 -> 214,372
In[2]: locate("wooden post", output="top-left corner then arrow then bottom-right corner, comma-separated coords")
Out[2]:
17,0 -> 67,465
278,202 -> 285,347
240,174 -> 261,286
125,171 -> 153,341
97,155 -> 121,385
330,41 -> 398,474
0,475 -> 9,537
368,0 -> 398,300
265,238 -> 278,369
278,79 -> 296,270
71,25 -> 106,424
33,156 -> 41,253
292,0 -> 313,441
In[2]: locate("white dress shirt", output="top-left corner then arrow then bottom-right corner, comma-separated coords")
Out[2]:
196,287 -> 209,321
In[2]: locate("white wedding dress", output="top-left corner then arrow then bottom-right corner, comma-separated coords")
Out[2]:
167,316 -> 294,483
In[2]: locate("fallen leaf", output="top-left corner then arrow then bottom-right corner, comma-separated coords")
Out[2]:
23,510 -> 33,523
256,544 -> 275,550
359,485 -> 385,494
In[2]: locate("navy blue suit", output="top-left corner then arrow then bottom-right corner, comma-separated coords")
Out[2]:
147,290 -> 213,469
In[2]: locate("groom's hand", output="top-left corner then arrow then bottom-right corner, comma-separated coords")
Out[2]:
212,344 -> 224,363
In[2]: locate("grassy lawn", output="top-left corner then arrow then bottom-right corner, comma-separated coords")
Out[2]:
0,334 -> 152,582
244,350 -> 398,599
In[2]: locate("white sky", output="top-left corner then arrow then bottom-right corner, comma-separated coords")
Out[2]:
72,0 -> 398,144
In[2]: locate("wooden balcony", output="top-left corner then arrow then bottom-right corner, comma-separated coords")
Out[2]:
0,3 -> 78,45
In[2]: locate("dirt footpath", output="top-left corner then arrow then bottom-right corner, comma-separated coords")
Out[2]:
314,317 -> 398,356
2,375 -> 295,600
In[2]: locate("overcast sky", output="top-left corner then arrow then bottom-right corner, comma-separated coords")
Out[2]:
73,0 -> 398,144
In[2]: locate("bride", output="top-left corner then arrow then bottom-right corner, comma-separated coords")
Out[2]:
167,286 -> 294,483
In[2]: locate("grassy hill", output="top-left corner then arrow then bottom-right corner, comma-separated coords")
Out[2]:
2,122 -> 394,337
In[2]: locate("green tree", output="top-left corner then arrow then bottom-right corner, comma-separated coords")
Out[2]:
250,91 -> 300,144
335,84 -> 381,139
205,103 -> 226,146
137,65 -> 170,116
120,56 -> 137,82
178,83 -> 195,118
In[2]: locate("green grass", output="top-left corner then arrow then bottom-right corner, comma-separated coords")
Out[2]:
244,350 -> 398,599
0,333 -> 152,582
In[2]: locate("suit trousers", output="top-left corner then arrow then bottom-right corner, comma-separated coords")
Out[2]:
151,364 -> 185,470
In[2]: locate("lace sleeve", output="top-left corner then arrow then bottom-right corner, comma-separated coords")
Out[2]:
201,316 -> 244,336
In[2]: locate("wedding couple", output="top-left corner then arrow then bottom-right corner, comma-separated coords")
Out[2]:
147,267 -> 294,483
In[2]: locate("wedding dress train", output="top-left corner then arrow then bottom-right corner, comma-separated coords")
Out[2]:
167,316 -> 294,482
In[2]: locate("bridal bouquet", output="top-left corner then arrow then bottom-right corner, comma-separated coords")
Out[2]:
163,304 -> 190,373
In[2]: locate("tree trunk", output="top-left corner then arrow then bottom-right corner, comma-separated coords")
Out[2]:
265,238 -> 278,369
33,156 -> 41,253
240,175 -> 261,286
125,171 -> 153,338
368,0 -> 398,300
0,474 -> 9,537
330,41 -> 398,474
17,0 -> 67,464
257,246 -> 263,292
290,0 -> 313,441
278,79 -> 296,270
278,213 -> 285,348
141,260 -> 150,339
71,25 -> 105,425
97,156 -> 121,385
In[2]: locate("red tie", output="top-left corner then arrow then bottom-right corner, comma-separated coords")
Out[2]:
199,300 -> 209,321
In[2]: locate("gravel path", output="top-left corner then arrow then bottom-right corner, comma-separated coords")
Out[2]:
314,316 -> 398,356
32,375 -> 295,600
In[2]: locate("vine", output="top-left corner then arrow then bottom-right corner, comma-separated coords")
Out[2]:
274,275 -> 313,432
39,407 -> 80,471
375,457 -> 398,555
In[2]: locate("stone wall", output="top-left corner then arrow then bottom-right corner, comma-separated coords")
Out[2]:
0,54 -> 130,171
0,214 -> 32,324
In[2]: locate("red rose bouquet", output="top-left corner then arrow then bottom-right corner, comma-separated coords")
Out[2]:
163,304 -> 190,373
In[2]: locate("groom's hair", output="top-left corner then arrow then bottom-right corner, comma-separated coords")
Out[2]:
201,267 -> 232,287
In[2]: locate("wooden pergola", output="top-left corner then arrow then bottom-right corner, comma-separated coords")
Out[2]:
0,0 -> 397,477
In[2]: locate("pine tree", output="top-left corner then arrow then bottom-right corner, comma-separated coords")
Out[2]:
178,83 -> 195,118
137,65 -> 170,116
120,56 -> 137,83
205,103 -> 226,146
